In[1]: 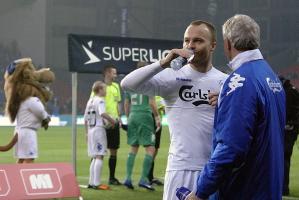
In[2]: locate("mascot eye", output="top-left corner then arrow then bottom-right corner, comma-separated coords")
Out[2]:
6,62 -> 17,75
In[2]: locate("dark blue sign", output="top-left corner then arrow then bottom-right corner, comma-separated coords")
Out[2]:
68,34 -> 181,74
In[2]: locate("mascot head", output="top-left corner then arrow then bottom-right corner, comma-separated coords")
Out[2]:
4,58 -> 55,122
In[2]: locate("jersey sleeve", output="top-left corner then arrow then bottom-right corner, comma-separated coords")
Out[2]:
27,97 -> 49,120
195,74 -> 258,199
121,61 -> 176,97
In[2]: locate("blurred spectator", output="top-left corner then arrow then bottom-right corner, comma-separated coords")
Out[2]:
280,76 -> 299,196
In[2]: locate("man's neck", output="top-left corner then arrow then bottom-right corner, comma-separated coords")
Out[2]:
229,48 -> 242,61
104,78 -> 113,85
190,62 -> 212,73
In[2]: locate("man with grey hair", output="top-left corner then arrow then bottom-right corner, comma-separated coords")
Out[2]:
176,14 -> 285,200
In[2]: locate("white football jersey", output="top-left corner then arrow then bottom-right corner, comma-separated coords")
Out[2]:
122,62 -> 228,171
16,97 -> 49,130
84,96 -> 106,128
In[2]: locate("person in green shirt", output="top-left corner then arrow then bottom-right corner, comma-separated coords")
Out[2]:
123,61 -> 161,190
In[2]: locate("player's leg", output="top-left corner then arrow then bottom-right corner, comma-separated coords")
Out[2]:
93,155 -> 109,190
106,123 -> 121,185
108,148 -> 118,183
140,145 -> 155,183
87,128 -> 95,188
88,158 -> 96,188
22,158 -> 34,163
14,129 -> 37,164
93,127 -> 109,190
149,123 -> 163,185
124,117 -> 139,189
124,145 -> 139,189
17,158 -> 34,163
138,113 -> 156,190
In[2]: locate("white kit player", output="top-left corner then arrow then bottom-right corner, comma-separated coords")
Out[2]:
84,81 -> 116,190
15,97 -> 51,163
121,20 -> 228,200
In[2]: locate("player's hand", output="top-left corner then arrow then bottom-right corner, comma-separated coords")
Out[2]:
208,92 -> 219,107
110,119 -> 116,129
42,116 -> 51,130
176,187 -> 204,200
185,193 -> 203,200
118,117 -> 123,127
155,116 -> 161,132
160,49 -> 193,68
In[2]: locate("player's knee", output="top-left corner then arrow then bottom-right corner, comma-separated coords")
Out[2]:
145,145 -> 156,156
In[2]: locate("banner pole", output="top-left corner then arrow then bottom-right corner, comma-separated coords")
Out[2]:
71,72 -> 78,175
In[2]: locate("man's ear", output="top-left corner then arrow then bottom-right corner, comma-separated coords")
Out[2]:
227,39 -> 232,51
210,41 -> 216,52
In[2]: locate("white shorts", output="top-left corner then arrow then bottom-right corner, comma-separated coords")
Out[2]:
163,170 -> 201,200
14,128 -> 38,159
88,126 -> 107,157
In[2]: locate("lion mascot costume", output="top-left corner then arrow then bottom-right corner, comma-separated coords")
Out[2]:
1,58 -> 55,163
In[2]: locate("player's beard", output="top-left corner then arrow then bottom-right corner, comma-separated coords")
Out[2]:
191,49 -> 210,67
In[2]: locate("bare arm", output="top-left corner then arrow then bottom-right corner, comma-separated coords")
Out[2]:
117,102 -> 122,125
149,97 -> 161,130
124,98 -> 130,118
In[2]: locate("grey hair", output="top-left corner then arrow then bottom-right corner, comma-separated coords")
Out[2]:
222,14 -> 260,51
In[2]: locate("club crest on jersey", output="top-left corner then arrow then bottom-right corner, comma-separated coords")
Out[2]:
97,143 -> 103,151
266,77 -> 283,93
179,85 -> 210,106
227,73 -> 245,95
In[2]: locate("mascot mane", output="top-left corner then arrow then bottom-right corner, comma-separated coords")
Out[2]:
4,58 -> 55,122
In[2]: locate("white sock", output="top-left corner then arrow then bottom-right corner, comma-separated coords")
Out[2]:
93,158 -> 103,186
89,159 -> 95,185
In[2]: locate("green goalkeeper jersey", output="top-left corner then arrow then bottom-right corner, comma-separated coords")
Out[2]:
125,92 -> 152,113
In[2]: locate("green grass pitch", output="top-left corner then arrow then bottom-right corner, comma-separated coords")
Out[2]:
0,126 -> 298,199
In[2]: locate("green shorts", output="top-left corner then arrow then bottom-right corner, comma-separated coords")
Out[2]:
127,112 -> 155,146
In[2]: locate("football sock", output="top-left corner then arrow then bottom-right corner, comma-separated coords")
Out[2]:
94,158 -> 103,186
109,155 -> 117,179
89,158 -> 95,185
126,153 -> 136,180
141,154 -> 153,182
148,161 -> 155,182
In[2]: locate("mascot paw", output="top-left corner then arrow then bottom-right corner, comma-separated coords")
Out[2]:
42,116 -> 51,130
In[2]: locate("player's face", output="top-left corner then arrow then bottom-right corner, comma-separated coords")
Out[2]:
109,68 -> 117,81
183,24 -> 216,65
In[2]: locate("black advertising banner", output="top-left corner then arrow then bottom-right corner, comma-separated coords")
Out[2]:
68,34 -> 181,74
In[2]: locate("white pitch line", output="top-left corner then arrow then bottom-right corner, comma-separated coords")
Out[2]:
79,184 -> 88,189
283,196 -> 299,200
